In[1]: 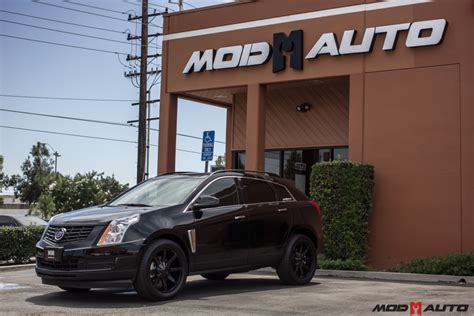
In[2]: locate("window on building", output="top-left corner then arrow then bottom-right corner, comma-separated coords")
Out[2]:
200,178 -> 239,207
234,152 -> 245,170
265,151 -> 281,175
239,178 -> 276,204
334,148 -> 349,161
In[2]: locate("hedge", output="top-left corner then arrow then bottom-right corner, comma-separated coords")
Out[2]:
389,253 -> 474,276
0,226 -> 44,264
318,258 -> 368,271
310,161 -> 374,262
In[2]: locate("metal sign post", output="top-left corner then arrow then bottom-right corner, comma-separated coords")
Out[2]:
201,130 -> 215,172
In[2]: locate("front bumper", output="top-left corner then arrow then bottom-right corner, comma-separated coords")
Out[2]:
35,239 -> 144,288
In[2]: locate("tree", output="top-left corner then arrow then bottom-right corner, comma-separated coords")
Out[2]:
214,155 -> 225,170
50,171 -> 128,216
0,155 -> 4,204
8,142 -> 54,206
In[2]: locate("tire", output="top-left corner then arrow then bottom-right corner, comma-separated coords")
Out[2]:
277,234 -> 317,285
201,273 -> 230,281
59,286 -> 90,293
134,239 -> 188,301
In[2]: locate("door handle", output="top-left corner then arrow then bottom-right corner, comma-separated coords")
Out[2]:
277,208 -> 288,212
234,215 -> 246,220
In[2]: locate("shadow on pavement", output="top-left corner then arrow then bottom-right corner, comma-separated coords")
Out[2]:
26,277 -> 320,309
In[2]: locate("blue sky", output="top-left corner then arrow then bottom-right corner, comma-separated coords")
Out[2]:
0,0 -> 232,192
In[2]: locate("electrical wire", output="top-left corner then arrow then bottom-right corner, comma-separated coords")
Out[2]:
32,0 -> 128,22
0,19 -> 159,48
63,0 -> 127,15
0,94 -> 136,102
0,108 -> 226,144
183,1 -> 197,9
0,125 -> 221,156
0,9 -> 125,34
0,34 -> 129,56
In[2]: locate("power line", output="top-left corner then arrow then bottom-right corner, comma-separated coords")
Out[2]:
0,34 -> 128,56
63,0 -> 127,15
183,1 -> 197,9
0,125 -> 219,156
0,108 -> 226,144
0,19 -> 160,48
0,9 -> 125,34
0,94 -> 136,102
32,0 -> 128,22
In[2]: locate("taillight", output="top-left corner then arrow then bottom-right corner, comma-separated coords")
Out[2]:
309,199 -> 321,216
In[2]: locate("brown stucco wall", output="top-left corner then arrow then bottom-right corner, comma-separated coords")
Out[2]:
160,0 -> 474,268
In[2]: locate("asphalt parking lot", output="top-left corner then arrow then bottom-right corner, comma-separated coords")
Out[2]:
0,268 -> 473,315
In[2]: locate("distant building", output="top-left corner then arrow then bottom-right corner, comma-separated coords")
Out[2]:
0,195 -> 29,215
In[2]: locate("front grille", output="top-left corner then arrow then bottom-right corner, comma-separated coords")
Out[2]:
37,257 -> 79,270
44,225 -> 94,243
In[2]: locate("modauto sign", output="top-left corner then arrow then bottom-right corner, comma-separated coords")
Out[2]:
182,19 -> 447,74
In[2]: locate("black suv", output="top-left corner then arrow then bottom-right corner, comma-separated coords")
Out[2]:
36,170 -> 322,301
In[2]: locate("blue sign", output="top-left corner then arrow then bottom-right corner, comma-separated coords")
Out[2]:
201,130 -> 215,162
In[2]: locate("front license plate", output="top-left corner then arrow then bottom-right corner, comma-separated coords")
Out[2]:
44,247 -> 63,261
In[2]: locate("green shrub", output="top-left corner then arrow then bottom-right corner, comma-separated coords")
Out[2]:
310,161 -> 374,261
318,258 -> 368,271
390,253 -> 474,276
0,226 -> 45,264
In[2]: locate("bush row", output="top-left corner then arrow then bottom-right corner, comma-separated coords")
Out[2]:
0,226 -> 44,264
310,161 -> 374,262
389,253 -> 474,276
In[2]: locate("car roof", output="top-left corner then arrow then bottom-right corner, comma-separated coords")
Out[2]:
1,214 -> 48,226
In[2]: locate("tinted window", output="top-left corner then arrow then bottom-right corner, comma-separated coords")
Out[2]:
272,184 -> 293,201
201,178 -> 239,207
240,178 -> 276,204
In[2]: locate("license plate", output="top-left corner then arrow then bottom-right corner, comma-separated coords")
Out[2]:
44,248 -> 62,261
47,250 -> 55,259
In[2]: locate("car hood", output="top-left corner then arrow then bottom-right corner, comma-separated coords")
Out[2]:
50,205 -> 167,226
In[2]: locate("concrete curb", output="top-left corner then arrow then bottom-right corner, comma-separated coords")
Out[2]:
256,267 -> 474,285
0,264 -> 35,273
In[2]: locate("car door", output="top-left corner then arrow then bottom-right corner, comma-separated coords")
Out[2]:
192,177 -> 249,271
239,178 -> 292,266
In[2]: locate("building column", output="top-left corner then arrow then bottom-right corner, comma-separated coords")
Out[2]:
348,74 -> 364,162
157,92 -> 178,174
225,106 -> 233,168
245,84 -> 266,171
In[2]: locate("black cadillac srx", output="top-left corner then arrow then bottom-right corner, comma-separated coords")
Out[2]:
36,170 -> 322,301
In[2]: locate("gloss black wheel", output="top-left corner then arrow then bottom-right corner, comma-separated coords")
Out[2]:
277,234 -> 316,285
134,239 -> 188,301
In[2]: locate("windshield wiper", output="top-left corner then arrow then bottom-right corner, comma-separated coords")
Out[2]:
114,203 -> 151,207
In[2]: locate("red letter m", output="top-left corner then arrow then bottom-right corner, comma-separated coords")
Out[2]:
410,302 -> 423,316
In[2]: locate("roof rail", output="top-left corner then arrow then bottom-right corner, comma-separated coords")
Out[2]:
210,169 -> 280,179
160,171 -> 203,176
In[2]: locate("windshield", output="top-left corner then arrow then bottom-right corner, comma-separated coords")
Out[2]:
109,176 -> 205,207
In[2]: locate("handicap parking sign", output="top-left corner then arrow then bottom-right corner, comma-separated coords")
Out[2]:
201,131 -> 215,162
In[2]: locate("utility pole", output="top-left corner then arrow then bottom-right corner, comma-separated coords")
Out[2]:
125,4 -> 165,183
169,0 -> 183,11
137,0 -> 148,184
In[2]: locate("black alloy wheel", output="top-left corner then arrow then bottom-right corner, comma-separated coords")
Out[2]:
277,234 -> 317,285
134,239 -> 188,301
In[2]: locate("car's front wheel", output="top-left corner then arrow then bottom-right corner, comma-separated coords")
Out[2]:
277,234 -> 317,285
134,239 -> 188,301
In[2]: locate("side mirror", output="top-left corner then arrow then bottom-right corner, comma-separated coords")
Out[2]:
192,195 -> 220,210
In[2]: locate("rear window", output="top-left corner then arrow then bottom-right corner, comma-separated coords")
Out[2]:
272,184 -> 293,201
239,178 -> 276,204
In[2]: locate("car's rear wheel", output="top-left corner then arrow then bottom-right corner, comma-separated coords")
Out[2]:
58,286 -> 90,293
134,239 -> 188,301
201,273 -> 230,280
277,234 -> 316,285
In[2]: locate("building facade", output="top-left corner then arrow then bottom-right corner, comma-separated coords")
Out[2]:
158,0 -> 474,268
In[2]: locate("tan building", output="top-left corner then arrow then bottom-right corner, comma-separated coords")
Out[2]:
157,0 -> 474,268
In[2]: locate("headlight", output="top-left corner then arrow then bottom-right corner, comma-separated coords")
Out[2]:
97,214 -> 140,246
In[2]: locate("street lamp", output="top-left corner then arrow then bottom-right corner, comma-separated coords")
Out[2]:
43,143 -> 61,173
